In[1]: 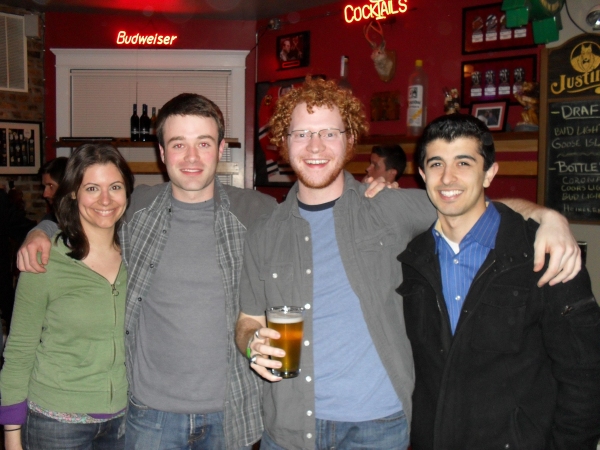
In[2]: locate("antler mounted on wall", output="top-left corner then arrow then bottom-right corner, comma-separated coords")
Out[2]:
363,20 -> 396,82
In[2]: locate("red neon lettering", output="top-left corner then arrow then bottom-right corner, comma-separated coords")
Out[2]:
343,0 -> 407,23
115,31 -> 178,46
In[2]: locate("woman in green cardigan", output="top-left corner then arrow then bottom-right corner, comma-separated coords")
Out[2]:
0,144 -> 134,450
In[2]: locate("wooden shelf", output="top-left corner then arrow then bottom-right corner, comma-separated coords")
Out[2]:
54,138 -> 242,175
54,138 -> 241,148
352,131 -> 539,177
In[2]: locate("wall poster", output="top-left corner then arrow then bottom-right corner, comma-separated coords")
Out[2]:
0,120 -> 42,175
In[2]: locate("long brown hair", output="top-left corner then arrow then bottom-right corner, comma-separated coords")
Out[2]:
54,144 -> 135,260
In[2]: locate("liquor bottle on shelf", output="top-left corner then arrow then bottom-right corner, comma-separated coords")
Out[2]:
150,107 -> 157,141
407,59 -> 428,137
130,104 -> 140,142
140,104 -> 151,142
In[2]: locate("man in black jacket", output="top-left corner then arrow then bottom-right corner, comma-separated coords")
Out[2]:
398,114 -> 600,450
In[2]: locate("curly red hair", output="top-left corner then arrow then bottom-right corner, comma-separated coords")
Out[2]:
269,76 -> 369,162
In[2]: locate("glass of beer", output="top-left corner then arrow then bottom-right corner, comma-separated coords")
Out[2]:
266,306 -> 304,379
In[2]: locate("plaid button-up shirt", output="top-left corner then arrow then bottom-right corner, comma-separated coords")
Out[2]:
121,179 -> 276,449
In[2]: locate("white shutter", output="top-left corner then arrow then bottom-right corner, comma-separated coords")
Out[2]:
0,13 -> 27,92
70,69 -> 232,138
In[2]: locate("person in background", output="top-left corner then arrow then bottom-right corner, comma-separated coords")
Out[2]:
235,77 -> 582,450
0,144 -> 134,450
39,157 -> 68,222
398,114 -> 600,450
364,144 -> 407,183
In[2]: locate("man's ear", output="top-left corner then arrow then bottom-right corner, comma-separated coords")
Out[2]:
159,145 -> 166,164
218,139 -> 225,162
483,162 -> 499,188
418,167 -> 426,183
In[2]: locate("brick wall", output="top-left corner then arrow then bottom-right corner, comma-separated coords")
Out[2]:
0,5 -> 45,222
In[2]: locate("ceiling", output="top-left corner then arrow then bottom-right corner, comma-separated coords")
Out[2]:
6,0 -> 343,20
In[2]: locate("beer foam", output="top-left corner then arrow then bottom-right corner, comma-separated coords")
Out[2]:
268,312 -> 303,324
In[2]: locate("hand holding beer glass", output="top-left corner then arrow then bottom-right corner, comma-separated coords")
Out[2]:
266,306 -> 304,379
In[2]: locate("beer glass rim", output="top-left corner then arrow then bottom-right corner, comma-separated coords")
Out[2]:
267,306 -> 304,314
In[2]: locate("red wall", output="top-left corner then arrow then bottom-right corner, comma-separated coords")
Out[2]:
254,0 -> 541,201
255,0 -> 541,133
43,2 -> 540,202
43,12 -> 257,160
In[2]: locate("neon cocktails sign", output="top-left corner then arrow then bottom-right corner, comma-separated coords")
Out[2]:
344,0 -> 408,23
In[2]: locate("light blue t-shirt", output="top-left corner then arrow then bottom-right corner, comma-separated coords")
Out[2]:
299,199 -> 402,422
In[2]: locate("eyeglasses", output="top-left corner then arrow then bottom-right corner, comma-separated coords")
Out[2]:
288,128 -> 347,143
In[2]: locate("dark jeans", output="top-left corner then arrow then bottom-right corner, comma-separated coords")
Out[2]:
24,409 -> 125,450
260,409 -> 409,450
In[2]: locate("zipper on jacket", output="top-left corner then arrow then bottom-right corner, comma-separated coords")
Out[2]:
561,296 -> 597,316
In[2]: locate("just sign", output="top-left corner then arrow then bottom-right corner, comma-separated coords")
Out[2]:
344,0 -> 408,23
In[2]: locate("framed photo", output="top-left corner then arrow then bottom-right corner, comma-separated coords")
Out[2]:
462,3 -> 536,54
0,120 -> 42,174
254,76 -> 325,187
470,101 -> 508,131
461,55 -> 537,107
370,91 -> 401,122
277,31 -> 310,70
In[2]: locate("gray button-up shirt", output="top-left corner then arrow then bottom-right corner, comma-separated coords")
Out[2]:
240,172 -> 436,450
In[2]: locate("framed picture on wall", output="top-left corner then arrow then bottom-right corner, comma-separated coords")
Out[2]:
277,31 -> 310,70
462,3 -> 536,54
461,55 -> 537,107
470,101 -> 508,131
0,120 -> 42,174
254,75 -> 324,187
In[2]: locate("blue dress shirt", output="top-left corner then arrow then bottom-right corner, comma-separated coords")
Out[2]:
433,202 -> 501,334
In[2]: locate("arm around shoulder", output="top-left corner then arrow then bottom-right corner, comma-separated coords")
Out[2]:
497,198 -> 580,286
16,221 -> 57,273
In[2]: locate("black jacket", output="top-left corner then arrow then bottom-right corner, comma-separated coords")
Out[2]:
398,203 -> 600,450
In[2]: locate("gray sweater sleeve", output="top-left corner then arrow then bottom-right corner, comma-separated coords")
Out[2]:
32,220 -> 59,238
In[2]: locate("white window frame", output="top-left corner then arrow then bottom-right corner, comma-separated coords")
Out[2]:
52,48 -> 248,186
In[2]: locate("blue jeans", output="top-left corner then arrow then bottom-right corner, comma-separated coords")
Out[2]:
124,395 -> 227,450
24,409 -> 125,450
260,410 -> 409,450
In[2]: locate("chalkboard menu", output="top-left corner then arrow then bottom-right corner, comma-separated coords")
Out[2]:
540,34 -> 600,223
546,100 -> 600,220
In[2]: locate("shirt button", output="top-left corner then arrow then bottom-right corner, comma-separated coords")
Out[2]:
306,433 -> 312,439
304,340 -> 310,346
126,330 -> 130,335
455,295 -> 461,301
272,273 -> 278,279
162,229 -> 167,234
116,281 -> 121,285
453,259 -> 459,264
150,263 -> 155,268
306,269 -> 312,275
306,376 -> 312,382
304,303 -> 311,310
138,297 -> 142,302
307,410 -> 312,416
305,236 -> 310,241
